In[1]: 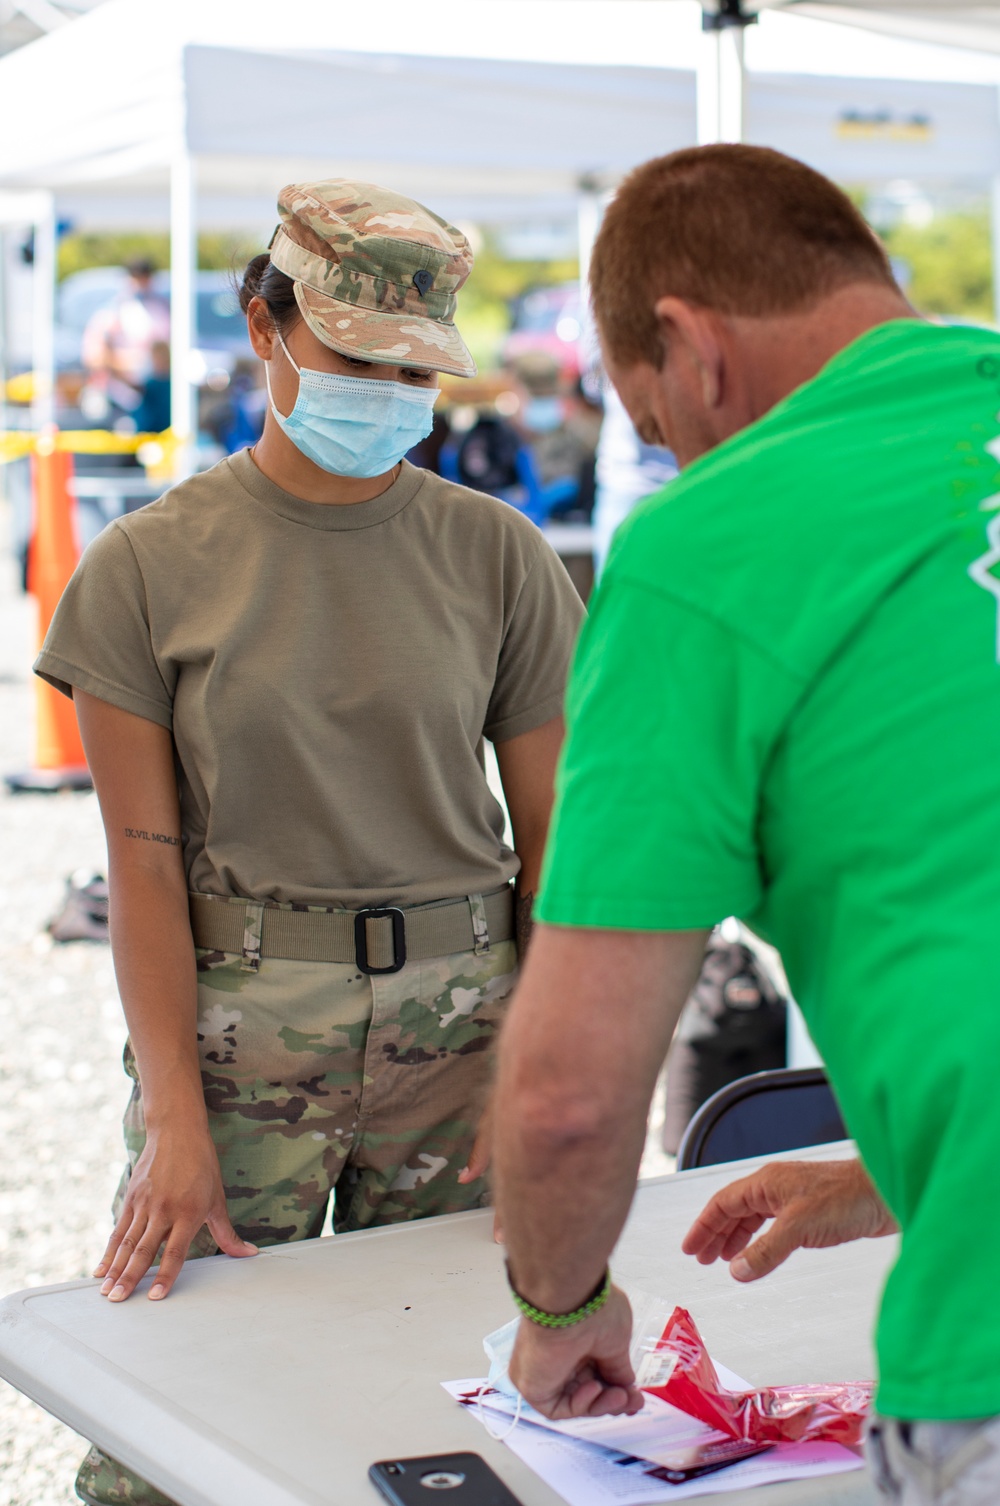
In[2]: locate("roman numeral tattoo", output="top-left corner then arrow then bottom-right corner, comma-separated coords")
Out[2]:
124,828 -> 180,846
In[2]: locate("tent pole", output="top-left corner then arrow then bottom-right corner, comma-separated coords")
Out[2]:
697,27 -> 722,144
31,192 -> 56,432
718,26 -> 745,142
734,25 -> 747,143
577,176 -> 601,308
170,146 -> 197,477
699,2 -> 756,146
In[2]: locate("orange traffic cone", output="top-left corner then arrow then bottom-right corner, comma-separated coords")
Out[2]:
6,444 -> 92,792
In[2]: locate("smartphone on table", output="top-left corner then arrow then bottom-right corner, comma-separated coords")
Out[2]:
370,1453 -> 524,1506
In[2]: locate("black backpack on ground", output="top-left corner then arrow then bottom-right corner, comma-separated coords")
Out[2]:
455,414 -> 522,494
661,930 -> 788,1155
48,871 -> 109,944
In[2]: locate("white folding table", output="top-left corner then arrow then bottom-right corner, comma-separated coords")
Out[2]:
0,1142 -> 893,1506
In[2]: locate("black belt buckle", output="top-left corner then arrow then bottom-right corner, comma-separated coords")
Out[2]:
354,907 -> 406,975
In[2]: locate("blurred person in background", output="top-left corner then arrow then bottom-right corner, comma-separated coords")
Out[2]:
131,339 -> 172,435
592,383 -> 677,576
511,349 -> 596,507
80,256 -> 170,424
36,178 -> 583,1506
202,356 -> 266,455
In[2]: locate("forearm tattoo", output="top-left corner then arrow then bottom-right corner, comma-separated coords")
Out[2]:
516,890 -> 534,960
124,827 -> 180,846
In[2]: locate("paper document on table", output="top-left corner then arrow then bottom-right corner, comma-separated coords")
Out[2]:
448,1362 -> 759,1468
442,1374 -> 863,1504
494,1414 -> 860,1504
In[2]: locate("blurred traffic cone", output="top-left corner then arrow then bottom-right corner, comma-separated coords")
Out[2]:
6,442 -> 92,792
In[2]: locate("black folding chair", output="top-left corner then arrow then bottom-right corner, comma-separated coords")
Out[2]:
676,1066 -> 848,1172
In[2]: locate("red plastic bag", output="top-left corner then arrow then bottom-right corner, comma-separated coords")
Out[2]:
639,1307 -> 873,1447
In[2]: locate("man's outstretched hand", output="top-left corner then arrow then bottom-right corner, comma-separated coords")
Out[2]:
508,1285 -> 644,1420
682,1158 -> 897,1282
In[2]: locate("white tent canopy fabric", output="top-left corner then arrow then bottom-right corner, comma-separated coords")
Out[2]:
182,46 -> 697,221
748,72 -> 1000,179
14,63 -> 995,222
30,42 -> 696,230
0,6 -> 697,222
744,2 -> 1000,55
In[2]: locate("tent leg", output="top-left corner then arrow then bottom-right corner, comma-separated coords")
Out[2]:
577,179 -> 601,307
31,191 -> 56,432
170,148 -> 197,477
697,26 -> 722,145
715,26 -> 745,143
698,5 -> 751,146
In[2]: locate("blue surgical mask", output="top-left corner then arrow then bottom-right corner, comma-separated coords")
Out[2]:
265,330 -> 437,478
523,395 -> 564,434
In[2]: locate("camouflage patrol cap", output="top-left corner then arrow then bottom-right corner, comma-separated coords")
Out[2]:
269,179 -> 476,378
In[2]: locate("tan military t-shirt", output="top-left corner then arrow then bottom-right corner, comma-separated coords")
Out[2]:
36,451 -> 584,908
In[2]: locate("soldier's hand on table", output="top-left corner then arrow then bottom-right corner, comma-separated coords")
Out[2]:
93,1127 -> 256,1302
682,1158 -> 897,1282
508,1284 -> 643,1419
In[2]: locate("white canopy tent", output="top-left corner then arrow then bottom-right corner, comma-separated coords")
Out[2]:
3,0 -> 1000,444
699,1 -> 1000,141
699,1 -> 1000,144
0,0 -> 698,442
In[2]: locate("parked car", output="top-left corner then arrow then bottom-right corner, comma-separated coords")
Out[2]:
502,281 -> 584,380
55,266 -> 253,381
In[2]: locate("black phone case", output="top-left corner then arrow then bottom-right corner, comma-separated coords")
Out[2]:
370,1452 -> 525,1506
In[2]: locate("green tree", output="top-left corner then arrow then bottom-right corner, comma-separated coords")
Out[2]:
57,231 -> 266,282
878,207 -> 994,324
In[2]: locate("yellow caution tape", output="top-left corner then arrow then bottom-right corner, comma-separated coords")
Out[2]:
0,432 -> 34,463
0,429 -> 181,472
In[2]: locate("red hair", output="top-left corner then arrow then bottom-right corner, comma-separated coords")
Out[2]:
591,144 -> 896,367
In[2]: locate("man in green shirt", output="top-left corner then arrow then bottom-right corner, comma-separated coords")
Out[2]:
492,143 -> 1000,1503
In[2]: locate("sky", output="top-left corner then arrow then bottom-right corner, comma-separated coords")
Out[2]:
334,1 -> 1000,84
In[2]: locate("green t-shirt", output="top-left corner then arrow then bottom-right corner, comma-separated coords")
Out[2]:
539,320 -> 1000,1420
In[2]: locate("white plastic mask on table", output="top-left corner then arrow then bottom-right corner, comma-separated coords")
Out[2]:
479,1317 -> 524,1439
483,1315 -> 521,1399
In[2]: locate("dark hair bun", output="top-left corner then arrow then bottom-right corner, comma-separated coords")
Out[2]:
237,253 -> 298,331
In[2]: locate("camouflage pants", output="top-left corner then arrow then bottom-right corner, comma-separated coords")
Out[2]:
76,935 -> 517,1506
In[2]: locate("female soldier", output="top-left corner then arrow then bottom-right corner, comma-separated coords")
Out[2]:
36,180 -> 583,1506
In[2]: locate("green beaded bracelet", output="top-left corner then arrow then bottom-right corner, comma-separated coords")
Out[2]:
506,1263 -> 611,1329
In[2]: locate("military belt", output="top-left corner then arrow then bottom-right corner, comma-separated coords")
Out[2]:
189,885 -> 514,975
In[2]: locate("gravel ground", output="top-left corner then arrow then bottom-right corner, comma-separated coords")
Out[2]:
0,499 -> 129,1504
0,496 -> 671,1506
